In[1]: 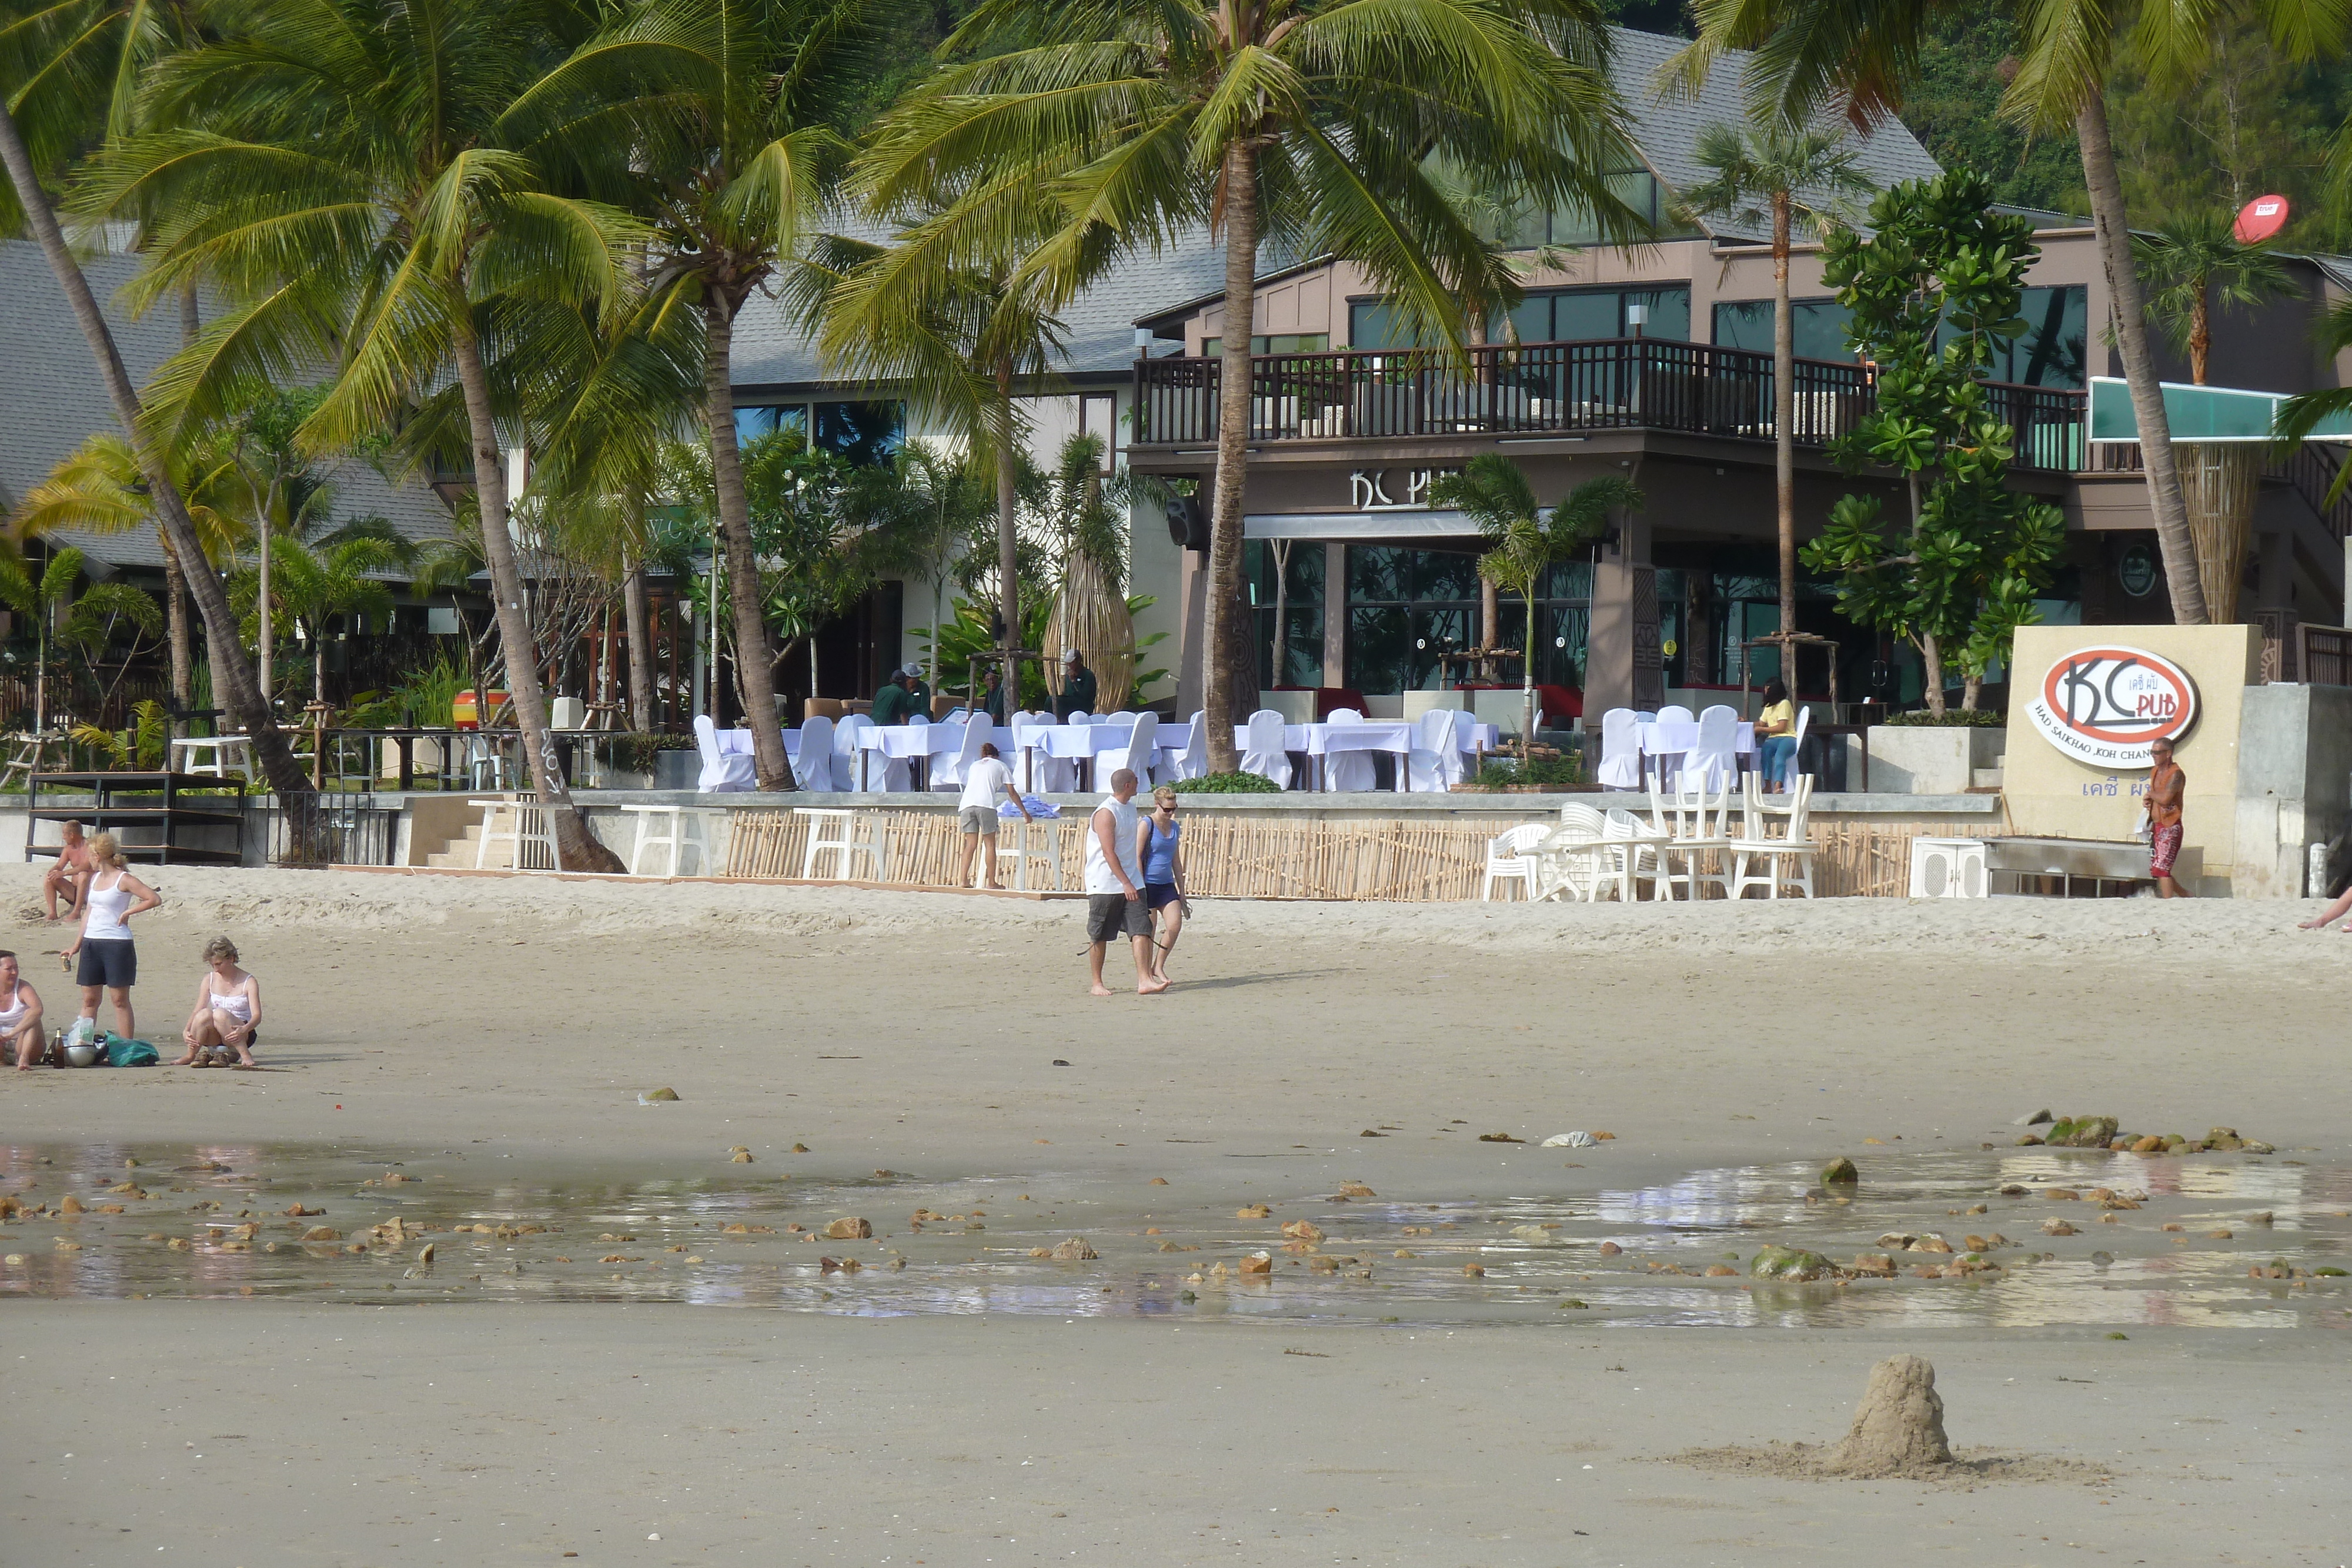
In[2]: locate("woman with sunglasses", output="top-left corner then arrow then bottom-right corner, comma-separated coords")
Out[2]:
1137,785 -> 1190,985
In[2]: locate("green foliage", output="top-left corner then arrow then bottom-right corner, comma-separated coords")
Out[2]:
1896,13 -> 2089,216
609,731 -> 697,775
1805,170 -> 2066,713
2134,210 -> 2295,385
1881,707 -> 2005,727
1471,753 -> 1586,788
1169,771 -> 1282,795
72,700 -> 169,770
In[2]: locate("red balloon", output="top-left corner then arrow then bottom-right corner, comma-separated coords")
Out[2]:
2234,194 -> 2290,244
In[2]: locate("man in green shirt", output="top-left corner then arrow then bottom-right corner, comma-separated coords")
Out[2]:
1055,648 -> 1098,718
871,668 -> 915,727
900,662 -> 933,720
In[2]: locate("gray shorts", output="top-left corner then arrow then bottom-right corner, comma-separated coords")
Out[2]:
1087,893 -> 1151,942
958,804 -> 998,835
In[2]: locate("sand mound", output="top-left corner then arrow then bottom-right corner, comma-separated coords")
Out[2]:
1672,1442 -> 2112,1487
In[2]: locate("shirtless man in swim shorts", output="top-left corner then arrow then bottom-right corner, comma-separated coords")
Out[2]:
42,819 -> 91,923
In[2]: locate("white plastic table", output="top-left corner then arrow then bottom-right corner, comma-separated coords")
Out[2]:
170,735 -> 253,781
619,803 -> 712,878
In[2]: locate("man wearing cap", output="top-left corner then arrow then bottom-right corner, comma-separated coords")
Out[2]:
901,661 -> 933,720
871,666 -> 917,727
1055,648 -> 1098,719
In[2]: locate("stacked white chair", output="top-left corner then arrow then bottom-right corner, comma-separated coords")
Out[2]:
928,712 -> 991,792
1479,822 -> 1552,900
1405,708 -> 1462,792
1239,709 -> 1293,788
1595,707 -> 1642,790
1729,772 -> 1817,898
693,714 -> 756,793
791,714 -> 838,790
1322,709 -> 1378,792
1538,803 -> 1612,902
1603,806 -> 1672,901
1648,775 -> 1732,898
1691,704 -> 1740,790
1091,710 -> 1158,785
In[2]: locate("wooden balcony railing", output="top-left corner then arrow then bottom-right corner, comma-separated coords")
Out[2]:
1135,337 -> 2090,474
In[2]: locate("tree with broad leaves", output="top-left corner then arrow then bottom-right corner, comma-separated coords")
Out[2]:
1802,170 -> 2066,715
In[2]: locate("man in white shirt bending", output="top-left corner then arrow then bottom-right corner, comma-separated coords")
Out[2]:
1085,768 -> 1166,997
957,742 -> 1033,890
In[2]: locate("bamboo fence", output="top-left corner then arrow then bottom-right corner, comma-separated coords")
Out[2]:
720,808 -> 1986,901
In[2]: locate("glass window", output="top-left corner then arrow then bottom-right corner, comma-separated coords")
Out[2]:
1345,606 -> 1412,694
1552,290 -> 1619,342
1712,298 -> 1857,360
813,400 -> 904,466
1347,544 -> 1411,603
1343,543 -> 1593,694
733,404 -> 808,445
1625,287 -> 1689,342
1930,284 -> 2087,388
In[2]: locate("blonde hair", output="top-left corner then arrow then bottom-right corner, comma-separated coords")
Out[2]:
1152,785 -> 1178,808
87,832 -> 124,869
202,935 -> 239,966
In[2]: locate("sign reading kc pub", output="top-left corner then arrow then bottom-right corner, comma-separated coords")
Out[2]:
2024,644 -> 2200,768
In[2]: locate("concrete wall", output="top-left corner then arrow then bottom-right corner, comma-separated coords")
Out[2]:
2231,683 -> 2352,897
1860,726 -> 2005,794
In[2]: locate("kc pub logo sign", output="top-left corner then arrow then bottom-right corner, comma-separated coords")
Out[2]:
2026,645 -> 2199,768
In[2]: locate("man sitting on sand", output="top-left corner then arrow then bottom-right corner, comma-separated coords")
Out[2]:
0,951 -> 46,1069
1085,768 -> 1166,997
42,819 -> 91,923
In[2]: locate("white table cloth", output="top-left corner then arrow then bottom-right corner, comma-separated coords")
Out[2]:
1222,719 -> 1499,791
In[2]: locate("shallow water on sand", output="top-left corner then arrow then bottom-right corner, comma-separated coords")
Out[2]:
4,1142 -> 2347,1331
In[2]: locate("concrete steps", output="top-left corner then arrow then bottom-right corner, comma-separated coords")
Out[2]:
423,819 -> 513,870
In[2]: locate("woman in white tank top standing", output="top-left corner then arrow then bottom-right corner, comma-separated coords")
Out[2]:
63,832 -> 159,1042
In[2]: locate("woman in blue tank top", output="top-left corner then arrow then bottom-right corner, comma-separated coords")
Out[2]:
1135,785 -> 1188,983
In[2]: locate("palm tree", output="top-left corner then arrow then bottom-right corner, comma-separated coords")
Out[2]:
230,530 -> 407,709
0,546 -> 84,736
1431,457 -> 1641,755
516,0 -> 868,788
2136,210 -> 2293,386
82,0 -> 643,870
1678,119 -> 1872,658
0,0 -> 309,797
806,215 -> 1068,728
865,0 -> 1643,770
1670,0 -> 2348,628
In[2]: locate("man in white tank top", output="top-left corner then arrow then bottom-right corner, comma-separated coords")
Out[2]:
0,951 -> 46,1069
1084,768 -> 1166,997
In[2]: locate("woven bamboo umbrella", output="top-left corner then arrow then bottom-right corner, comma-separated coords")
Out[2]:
1043,551 -> 1136,711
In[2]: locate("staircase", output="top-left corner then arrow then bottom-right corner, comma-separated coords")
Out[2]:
423,816 -> 513,870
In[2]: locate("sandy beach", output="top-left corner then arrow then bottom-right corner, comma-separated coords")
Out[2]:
4,865 -> 2348,1566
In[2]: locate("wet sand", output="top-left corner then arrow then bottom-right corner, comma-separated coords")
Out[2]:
3,867 -> 2349,1563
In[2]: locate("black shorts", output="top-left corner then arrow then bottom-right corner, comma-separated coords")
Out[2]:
76,939 -> 135,989
1087,892 -> 1151,942
1145,882 -> 1183,911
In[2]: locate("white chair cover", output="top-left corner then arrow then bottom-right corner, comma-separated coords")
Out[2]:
1596,707 -> 1642,790
834,713 -> 906,793
693,715 -> 756,793
1322,710 -> 1378,792
1015,711 -> 1074,794
792,714 -> 837,790
1691,704 -> 1739,790
1092,710 -> 1158,788
929,713 -> 991,791
1240,709 -> 1292,789
1169,709 -> 1208,783
1406,708 -> 1461,792
1647,710 -> 1700,791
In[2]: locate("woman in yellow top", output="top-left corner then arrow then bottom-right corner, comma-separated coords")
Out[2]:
1753,679 -> 1798,792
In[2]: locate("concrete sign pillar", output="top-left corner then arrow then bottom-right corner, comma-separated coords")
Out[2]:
1585,499 -> 1653,718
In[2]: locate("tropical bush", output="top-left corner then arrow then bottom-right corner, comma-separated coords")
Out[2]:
1169,771 -> 1282,794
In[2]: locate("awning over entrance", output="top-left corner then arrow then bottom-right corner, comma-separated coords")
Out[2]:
1243,510 -> 1481,540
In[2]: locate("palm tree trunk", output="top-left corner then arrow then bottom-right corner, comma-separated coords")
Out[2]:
0,102 -> 308,800
701,299 -> 794,790
993,359 -> 1020,717
166,287 -> 199,724
1772,192 -> 1797,653
2189,284 -> 2210,386
622,540 -> 654,731
1205,138 -> 1259,773
2078,95 -> 2207,624
447,310 -> 622,872
1269,537 -> 1291,688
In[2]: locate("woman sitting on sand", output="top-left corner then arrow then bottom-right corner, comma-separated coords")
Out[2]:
176,936 -> 261,1069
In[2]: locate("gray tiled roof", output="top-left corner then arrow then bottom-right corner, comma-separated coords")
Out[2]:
1609,28 -> 1943,243
0,239 -> 456,575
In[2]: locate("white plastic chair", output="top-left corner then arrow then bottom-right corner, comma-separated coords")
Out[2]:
1603,807 -> 1672,900
791,715 -> 838,790
1240,710 -> 1293,788
1322,710 -> 1378,792
1729,773 -> 1817,898
1540,803 -> 1615,902
1406,708 -> 1462,792
1479,822 -> 1551,900
693,715 -> 756,793
1091,710 -> 1157,786
1691,704 -> 1739,790
1595,707 -> 1642,790
928,713 -> 992,792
